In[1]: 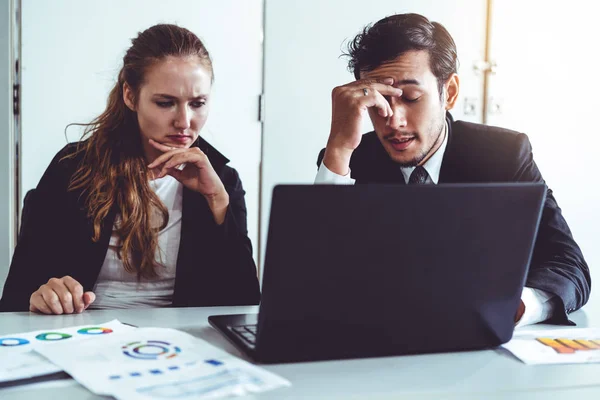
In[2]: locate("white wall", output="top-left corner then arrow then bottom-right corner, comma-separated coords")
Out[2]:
261,0 -> 488,275
487,0 -> 599,299
0,0 -> 15,297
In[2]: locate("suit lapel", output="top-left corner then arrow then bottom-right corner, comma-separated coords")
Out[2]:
439,112 -> 465,184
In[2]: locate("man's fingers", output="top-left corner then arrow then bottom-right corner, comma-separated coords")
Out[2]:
358,77 -> 394,86
372,90 -> 394,118
62,276 -> 85,313
369,83 -> 403,97
352,77 -> 402,96
83,291 -> 96,309
339,83 -> 401,118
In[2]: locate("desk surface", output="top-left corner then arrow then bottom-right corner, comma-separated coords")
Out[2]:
1,298 -> 600,400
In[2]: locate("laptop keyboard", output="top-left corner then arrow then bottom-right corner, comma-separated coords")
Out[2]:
230,324 -> 258,347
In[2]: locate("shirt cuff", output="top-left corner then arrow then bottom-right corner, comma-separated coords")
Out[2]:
515,287 -> 556,328
314,161 -> 356,184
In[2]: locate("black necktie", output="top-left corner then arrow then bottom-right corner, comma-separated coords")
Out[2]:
408,166 -> 429,184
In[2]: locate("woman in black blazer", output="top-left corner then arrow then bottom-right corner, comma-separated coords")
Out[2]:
0,24 -> 260,313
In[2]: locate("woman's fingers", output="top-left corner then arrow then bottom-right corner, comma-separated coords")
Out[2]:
147,147 -> 189,169
148,138 -> 175,152
157,150 -> 207,179
46,278 -> 75,314
62,275 -> 85,313
29,276 -> 89,315
163,150 -> 205,170
29,292 -> 53,314
39,287 -> 64,314
83,291 -> 96,309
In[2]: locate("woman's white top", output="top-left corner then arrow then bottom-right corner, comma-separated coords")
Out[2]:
89,175 -> 183,309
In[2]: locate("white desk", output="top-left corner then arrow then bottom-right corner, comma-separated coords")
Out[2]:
1,300 -> 600,400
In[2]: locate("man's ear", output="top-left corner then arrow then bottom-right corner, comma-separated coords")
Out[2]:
123,82 -> 136,111
444,74 -> 460,110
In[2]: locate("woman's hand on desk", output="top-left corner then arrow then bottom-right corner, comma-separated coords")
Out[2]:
29,276 -> 95,314
147,139 -> 229,224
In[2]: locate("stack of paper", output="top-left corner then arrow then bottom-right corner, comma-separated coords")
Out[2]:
0,320 -> 135,383
502,327 -> 600,364
35,327 -> 290,399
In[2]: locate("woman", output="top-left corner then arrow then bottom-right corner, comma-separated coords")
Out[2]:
0,24 -> 260,313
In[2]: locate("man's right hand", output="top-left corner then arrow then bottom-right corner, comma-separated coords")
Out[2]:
30,276 -> 95,314
323,77 -> 403,175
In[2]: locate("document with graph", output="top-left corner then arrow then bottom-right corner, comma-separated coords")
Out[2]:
35,327 -> 290,399
0,320 -> 136,383
502,327 -> 600,364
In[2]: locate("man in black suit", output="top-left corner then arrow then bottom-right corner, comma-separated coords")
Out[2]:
315,13 -> 590,326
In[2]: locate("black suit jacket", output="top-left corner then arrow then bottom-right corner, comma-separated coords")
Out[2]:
0,137 -> 261,312
317,113 -> 590,324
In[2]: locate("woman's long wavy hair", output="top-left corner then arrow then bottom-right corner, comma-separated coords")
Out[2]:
66,24 -> 213,278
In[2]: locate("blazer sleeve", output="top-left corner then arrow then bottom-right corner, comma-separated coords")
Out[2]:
0,145 -> 76,312
512,133 -> 591,324
209,166 -> 261,305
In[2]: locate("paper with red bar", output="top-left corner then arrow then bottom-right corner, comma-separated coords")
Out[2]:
502,327 -> 600,364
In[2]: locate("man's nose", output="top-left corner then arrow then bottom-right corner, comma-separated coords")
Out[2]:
386,99 -> 407,129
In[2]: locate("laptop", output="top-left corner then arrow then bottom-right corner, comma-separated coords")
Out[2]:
209,183 -> 546,363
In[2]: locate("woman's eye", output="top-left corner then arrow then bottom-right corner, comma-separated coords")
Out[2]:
155,101 -> 174,108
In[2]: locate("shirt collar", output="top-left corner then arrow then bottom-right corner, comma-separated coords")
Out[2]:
400,120 -> 449,184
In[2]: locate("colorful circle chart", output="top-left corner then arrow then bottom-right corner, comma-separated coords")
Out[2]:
122,340 -> 182,360
0,337 -> 30,347
35,332 -> 72,341
77,327 -> 114,335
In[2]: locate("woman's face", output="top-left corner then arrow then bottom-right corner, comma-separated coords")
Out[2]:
124,55 -> 212,162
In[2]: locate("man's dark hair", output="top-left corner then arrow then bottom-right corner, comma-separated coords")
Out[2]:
346,13 -> 458,95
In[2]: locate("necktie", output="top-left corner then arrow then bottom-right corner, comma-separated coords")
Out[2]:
408,166 -> 429,184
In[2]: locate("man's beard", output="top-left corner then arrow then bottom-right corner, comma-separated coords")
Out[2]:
390,118 -> 445,168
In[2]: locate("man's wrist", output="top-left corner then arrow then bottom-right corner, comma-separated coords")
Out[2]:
322,146 -> 353,176
514,299 -> 526,324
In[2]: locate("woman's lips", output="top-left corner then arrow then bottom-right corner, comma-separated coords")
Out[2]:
167,135 -> 192,144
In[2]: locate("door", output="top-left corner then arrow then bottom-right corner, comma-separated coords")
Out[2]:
487,0 -> 599,277
0,0 -> 17,296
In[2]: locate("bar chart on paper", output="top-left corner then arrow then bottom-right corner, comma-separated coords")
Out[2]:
503,328 -> 600,364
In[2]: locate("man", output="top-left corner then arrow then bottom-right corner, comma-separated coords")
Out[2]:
315,13 -> 590,326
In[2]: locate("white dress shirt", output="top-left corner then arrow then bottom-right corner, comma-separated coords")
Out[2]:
315,123 -> 555,327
